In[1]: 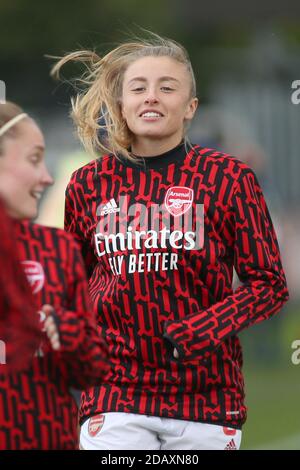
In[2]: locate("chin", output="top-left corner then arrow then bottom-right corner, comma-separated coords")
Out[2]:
139,131 -> 166,139
22,207 -> 38,221
28,211 -> 38,221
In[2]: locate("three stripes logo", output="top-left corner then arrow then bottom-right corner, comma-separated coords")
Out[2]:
224,438 -> 237,450
100,198 -> 120,216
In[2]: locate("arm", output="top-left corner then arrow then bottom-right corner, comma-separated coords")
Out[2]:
0,202 -> 41,369
164,168 -> 289,361
47,236 -> 109,389
65,177 -> 97,278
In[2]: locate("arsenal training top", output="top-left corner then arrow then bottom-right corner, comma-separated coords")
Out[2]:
0,222 -> 109,449
65,143 -> 289,429
0,201 -> 40,370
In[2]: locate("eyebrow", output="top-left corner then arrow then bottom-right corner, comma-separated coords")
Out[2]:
32,145 -> 45,152
128,76 -> 180,85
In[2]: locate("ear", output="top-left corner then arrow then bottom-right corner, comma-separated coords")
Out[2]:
184,97 -> 198,121
119,100 -> 126,119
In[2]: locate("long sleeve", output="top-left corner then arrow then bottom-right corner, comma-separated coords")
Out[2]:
163,168 -> 289,362
64,177 -> 97,278
0,202 -> 41,369
52,235 -> 110,389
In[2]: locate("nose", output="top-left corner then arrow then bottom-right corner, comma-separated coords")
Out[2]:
144,87 -> 159,104
41,164 -> 54,187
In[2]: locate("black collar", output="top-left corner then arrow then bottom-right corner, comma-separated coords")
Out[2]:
116,142 -> 190,170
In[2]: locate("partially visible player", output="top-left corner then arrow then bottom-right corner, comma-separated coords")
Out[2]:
0,102 -> 110,449
52,33 -> 289,450
0,198 -> 41,369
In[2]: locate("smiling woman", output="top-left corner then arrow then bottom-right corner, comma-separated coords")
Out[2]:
0,102 -> 53,219
51,31 -> 288,450
0,102 -> 109,449
121,56 -> 198,156
50,34 -> 197,161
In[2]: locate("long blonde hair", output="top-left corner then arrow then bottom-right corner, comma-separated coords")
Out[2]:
50,32 -> 197,161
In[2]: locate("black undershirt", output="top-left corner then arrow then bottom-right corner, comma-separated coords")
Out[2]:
116,141 -> 194,171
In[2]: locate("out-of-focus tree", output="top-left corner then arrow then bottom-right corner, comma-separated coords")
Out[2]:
0,0 -> 173,58
0,0 -> 176,105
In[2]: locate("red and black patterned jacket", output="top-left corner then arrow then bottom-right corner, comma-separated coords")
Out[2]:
0,202 -> 41,369
65,144 -> 289,429
0,222 -> 109,449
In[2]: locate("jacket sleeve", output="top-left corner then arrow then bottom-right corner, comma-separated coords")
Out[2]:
64,175 -> 97,278
0,202 -> 41,370
163,167 -> 289,362
52,236 -> 110,389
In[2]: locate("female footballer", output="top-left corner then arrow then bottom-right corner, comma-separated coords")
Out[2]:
52,33 -> 289,450
0,102 -> 109,449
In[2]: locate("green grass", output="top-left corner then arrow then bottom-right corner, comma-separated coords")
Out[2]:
241,363 -> 300,449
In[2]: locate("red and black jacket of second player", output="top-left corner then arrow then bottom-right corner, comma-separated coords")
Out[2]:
0,201 -> 41,369
0,222 -> 109,450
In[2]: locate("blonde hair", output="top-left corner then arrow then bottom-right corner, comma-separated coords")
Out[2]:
0,102 -> 30,155
51,32 -> 197,161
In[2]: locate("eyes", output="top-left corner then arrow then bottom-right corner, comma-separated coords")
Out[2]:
131,86 -> 174,93
28,153 -> 43,165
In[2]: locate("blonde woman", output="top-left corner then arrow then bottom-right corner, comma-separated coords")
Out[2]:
52,33 -> 289,450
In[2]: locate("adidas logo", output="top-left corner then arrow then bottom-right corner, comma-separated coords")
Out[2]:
100,199 -> 120,216
225,439 -> 237,450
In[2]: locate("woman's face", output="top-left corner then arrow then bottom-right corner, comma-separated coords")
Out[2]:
121,55 -> 198,153
0,120 -> 53,220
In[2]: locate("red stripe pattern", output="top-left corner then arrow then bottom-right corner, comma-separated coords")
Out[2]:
0,222 -> 109,449
0,202 -> 40,370
65,145 -> 288,429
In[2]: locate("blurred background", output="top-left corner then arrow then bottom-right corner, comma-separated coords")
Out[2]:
1,0 -> 299,450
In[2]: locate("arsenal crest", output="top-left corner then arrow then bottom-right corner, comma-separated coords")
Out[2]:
88,414 -> 105,437
223,427 -> 237,436
21,260 -> 45,294
164,186 -> 194,217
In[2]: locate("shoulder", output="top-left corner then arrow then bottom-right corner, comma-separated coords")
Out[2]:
67,154 -> 115,186
23,222 -> 79,247
18,224 -> 85,279
191,145 -> 257,182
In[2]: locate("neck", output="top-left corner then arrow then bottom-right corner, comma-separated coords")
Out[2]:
131,135 -> 183,157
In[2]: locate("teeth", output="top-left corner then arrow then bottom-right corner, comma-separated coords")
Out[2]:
142,112 -> 161,118
31,191 -> 42,200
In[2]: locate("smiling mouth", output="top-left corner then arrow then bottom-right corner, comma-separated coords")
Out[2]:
140,112 -> 164,118
30,191 -> 43,200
